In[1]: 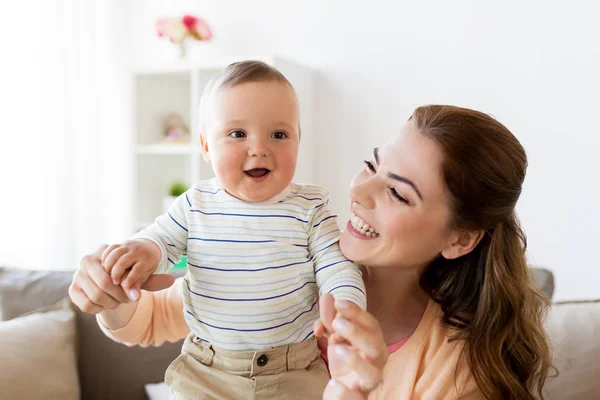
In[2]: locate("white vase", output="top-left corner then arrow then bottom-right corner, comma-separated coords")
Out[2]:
163,196 -> 178,213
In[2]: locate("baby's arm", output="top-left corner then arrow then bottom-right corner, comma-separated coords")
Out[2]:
98,278 -> 190,347
308,193 -> 366,309
103,190 -> 192,297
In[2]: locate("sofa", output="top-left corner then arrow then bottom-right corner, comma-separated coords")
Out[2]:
0,266 -> 598,400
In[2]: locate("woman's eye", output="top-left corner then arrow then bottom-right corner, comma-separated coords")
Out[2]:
271,131 -> 287,139
364,160 -> 376,172
229,130 -> 246,138
390,187 -> 408,204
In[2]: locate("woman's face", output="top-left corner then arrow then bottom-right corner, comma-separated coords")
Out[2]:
339,121 -> 455,270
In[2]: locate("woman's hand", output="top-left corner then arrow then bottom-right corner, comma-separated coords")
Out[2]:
69,244 -> 175,314
318,294 -> 389,400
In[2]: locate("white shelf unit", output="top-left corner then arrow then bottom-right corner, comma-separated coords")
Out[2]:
131,55 -> 314,233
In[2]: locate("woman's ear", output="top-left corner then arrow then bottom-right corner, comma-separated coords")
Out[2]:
441,230 -> 485,260
199,134 -> 210,163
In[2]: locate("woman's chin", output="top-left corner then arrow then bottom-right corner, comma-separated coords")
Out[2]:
339,232 -> 369,264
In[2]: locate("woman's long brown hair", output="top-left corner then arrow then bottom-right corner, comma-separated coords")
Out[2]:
412,105 -> 554,399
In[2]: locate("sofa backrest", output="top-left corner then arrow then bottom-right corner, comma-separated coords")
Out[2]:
0,266 -> 557,399
0,267 -> 183,400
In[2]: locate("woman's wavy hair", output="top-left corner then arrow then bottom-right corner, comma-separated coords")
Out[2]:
413,105 -> 555,399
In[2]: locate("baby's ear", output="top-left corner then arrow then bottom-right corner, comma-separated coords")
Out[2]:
199,134 -> 210,163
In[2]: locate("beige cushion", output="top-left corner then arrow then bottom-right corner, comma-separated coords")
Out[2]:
0,298 -> 80,400
544,299 -> 600,399
0,267 -> 184,400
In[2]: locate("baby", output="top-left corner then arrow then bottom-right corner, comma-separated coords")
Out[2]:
101,61 -> 366,398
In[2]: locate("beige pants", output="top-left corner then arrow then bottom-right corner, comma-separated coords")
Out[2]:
166,333 -> 329,399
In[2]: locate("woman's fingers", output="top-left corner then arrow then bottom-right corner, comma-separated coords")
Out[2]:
323,379 -> 364,400
331,345 -> 383,392
69,244 -> 133,315
332,316 -> 388,367
333,300 -> 388,367
86,255 -> 131,304
68,279 -> 103,314
77,269 -> 121,310
329,332 -> 348,346
334,299 -> 380,333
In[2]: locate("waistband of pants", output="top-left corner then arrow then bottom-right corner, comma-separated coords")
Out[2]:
182,333 -> 321,377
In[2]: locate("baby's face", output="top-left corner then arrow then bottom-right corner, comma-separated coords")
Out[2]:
201,81 -> 300,202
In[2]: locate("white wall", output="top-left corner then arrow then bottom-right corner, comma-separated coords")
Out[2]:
131,0 -> 600,301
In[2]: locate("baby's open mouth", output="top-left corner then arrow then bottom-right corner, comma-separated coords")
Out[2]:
244,168 -> 270,178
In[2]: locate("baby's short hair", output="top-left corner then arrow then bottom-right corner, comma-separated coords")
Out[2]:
198,60 -> 295,136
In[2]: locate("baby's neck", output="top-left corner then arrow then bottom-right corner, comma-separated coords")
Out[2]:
220,180 -> 293,204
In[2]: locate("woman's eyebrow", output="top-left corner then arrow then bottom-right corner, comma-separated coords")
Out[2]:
374,147 -> 424,201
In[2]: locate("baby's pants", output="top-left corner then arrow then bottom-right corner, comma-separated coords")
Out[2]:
166,333 -> 329,399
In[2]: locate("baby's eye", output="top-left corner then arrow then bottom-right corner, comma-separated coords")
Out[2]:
229,130 -> 246,138
271,131 -> 288,140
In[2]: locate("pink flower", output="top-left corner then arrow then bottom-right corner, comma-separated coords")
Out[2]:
182,14 -> 212,40
194,18 -> 213,40
182,15 -> 198,30
156,15 -> 213,47
156,18 -> 169,37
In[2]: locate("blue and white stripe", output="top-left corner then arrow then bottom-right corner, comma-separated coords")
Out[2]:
135,178 -> 366,351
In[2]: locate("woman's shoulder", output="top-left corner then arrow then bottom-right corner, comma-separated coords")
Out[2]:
375,300 -> 483,399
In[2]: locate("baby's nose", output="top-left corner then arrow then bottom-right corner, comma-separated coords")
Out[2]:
248,140 -> 269,157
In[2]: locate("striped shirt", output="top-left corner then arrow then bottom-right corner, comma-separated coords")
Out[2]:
134,178 -> 366,351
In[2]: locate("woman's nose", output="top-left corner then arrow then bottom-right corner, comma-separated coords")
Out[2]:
350,175 -> 378,210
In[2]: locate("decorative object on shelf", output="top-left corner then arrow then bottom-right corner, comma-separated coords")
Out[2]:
158,112 -> 191,144
156,14 -> 213,58
163,180 -> 188,213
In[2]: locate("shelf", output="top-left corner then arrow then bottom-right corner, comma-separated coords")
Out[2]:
136,144 -> 200,155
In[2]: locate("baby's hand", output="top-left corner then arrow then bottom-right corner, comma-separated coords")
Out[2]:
315,294 -> 352,348
101,239 -> 161,301
315,293 -> 337,339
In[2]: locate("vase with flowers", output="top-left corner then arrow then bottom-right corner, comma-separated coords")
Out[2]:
156,15 -> 213,58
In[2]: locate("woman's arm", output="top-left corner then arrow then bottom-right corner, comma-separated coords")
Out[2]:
97,277 -> 190,347
70,245 -> 189,347
97,301 -> 139,329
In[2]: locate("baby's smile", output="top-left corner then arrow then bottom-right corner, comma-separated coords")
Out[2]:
244,168 -> 271,182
